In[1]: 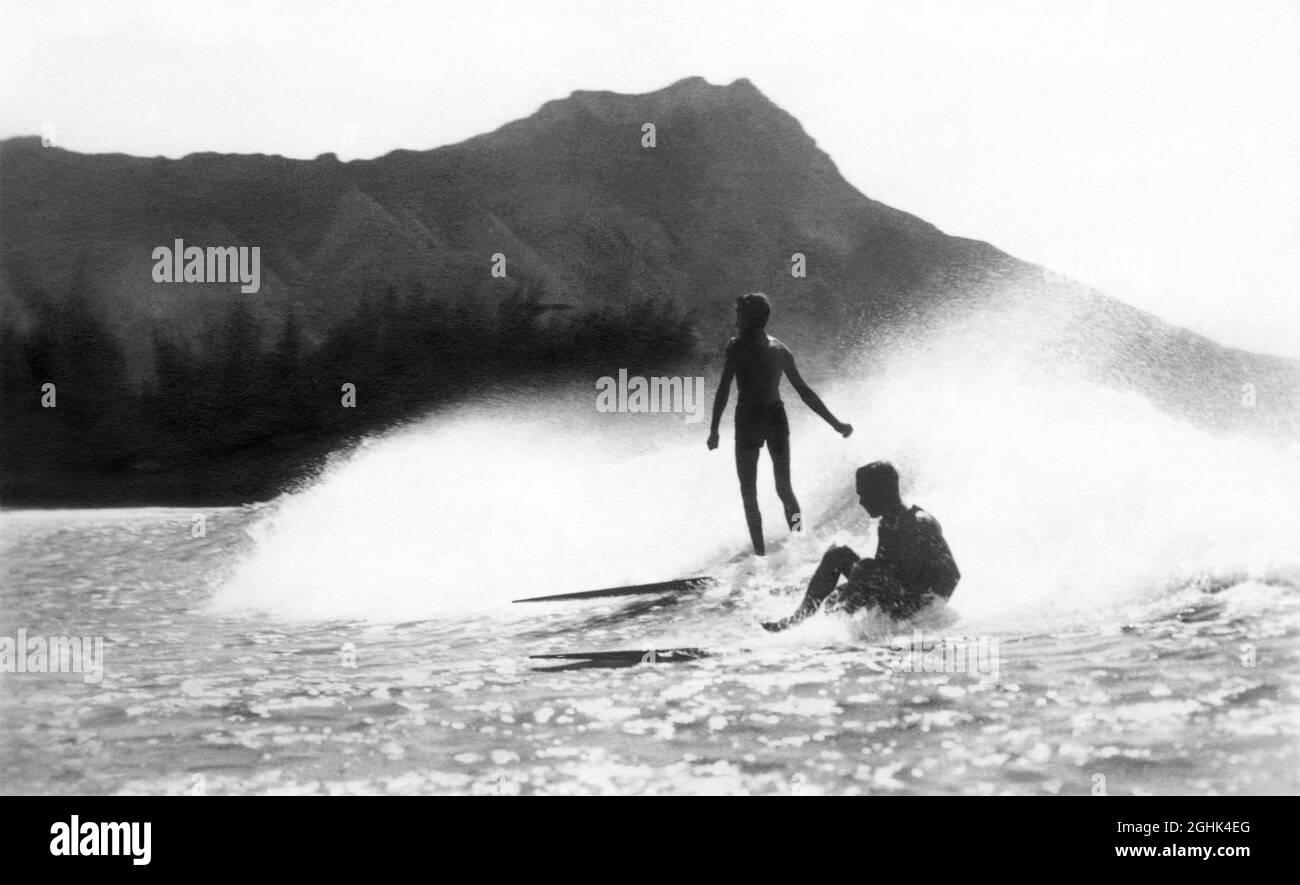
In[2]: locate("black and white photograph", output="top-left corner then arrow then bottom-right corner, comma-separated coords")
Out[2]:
0,0 -> 1296,840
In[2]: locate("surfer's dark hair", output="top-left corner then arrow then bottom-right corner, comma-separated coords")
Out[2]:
736,292 -> 771,326
856,461 -> 899,495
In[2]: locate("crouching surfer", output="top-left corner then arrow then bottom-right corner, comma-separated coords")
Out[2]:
762,461 -> 960,631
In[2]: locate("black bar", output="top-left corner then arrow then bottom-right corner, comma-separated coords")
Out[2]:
4,796 -> 1287,872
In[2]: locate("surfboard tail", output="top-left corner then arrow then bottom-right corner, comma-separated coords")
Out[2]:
530,647 -> 710,671
513,576 -> 713,604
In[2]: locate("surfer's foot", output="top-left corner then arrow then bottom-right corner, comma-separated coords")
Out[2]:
761,613 -> 801,633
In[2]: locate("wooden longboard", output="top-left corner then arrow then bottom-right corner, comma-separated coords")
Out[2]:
530,647 -> 710,671
513,576 -> 713,604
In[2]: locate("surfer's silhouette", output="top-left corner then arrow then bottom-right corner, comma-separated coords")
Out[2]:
762,461 -> 960,631
707,293 -> 852,556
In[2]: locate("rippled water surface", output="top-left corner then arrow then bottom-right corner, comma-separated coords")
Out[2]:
3,506 -> 1297,795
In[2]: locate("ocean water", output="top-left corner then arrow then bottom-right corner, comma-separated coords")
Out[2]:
3,323 -> 1299,795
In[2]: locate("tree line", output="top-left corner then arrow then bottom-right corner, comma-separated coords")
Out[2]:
0,279 -> 699,505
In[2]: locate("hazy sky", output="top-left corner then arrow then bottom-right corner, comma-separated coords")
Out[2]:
3,0 -> 1297,357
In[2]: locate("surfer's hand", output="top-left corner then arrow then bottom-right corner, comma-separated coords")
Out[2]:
707,431 -> 719,450
837,422 -> 854,438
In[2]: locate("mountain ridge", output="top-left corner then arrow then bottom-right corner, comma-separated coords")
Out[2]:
0,76 -> 1295,505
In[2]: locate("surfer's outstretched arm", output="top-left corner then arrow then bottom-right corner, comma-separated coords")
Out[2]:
783,349 -> 852,437
707,349 -> 736,450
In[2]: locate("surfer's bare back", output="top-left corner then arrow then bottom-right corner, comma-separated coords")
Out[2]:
707,292 -> 852,556
763,461 -> 960,631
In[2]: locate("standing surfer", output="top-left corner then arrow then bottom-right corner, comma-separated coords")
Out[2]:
707,293 -> 853,556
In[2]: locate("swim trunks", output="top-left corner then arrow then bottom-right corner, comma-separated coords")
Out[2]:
734,400 -> 789,451
830,559 -> 936,619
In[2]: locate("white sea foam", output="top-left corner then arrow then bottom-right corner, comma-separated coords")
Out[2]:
212,310 -> 1300,625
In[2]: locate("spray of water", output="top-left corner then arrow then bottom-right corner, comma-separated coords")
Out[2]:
211,306 -> 1300,626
